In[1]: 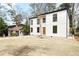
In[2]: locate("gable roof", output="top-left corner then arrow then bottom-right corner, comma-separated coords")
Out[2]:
29,8 -> 67,19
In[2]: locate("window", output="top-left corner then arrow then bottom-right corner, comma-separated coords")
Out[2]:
37,27 -> 40,33
53,14 -> 57,22
31,20 -> 33,25
31,28 -> 33,32
43,18 -> 46,23
53,25 -> 57,33
37,19 -> 40,24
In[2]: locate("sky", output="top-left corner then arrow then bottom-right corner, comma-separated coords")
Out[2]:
0,3 -> 61,26
1,3 -> 32,26
15,3 -> 32,14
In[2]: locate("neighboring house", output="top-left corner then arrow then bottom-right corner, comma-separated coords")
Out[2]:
8,24 -> 24,36
29,8 -> 70,37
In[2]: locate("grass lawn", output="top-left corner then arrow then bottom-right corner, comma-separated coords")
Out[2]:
0,36 -> 79,56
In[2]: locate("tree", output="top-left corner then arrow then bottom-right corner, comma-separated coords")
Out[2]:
59,3 -> 71,9
59,3 -> 75,34
7,4 -> 24,27
23,20 -> 30,35
30,3 -> 56,16
13,14 -> 23,26
0,17 -> 8,36
0,4 -> 15,21
59,3 -> 72,20
73,4 -> 79,34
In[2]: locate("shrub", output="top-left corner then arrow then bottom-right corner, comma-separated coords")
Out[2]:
23,21 -> 30,35
11,32 -> 17,36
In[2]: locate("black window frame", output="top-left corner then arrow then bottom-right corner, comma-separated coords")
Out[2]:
31,27 -> 33,32
43,18 -> 46,23
53,25 -> 57,33
31,20 -> 33,25
53,14 -> 57,22
37,27 -> 40,33
37,19 -> 40,24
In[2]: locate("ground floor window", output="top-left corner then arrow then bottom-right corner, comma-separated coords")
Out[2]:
37,27 -> 40,33
53,25 -> 57,33
31,27 -> 33,32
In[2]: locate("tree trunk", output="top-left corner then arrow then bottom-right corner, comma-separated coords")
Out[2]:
72,4 -> 75,35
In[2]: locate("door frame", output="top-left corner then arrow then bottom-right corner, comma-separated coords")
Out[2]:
42,27 -> 46,35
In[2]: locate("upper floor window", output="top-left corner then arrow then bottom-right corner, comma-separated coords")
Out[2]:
53,25 -> 57,33
53,14 -> 57,22
43,18 -> 46,23
37,19 -> 40,24
31,20 -> 33,25
31,27 -> 33,32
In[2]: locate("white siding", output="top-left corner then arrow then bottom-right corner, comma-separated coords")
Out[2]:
30,18 -> 40,36
46,10 -> 69,37
30,10 -> 70,37
66,11 -> 70,37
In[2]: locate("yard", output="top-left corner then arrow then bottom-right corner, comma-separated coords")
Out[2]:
0,36 -> 79,56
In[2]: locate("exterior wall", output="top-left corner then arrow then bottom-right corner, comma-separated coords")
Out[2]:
30,18 -> 40,36
46,10 -> 69,37
30,10 -> 70,37
66,11 -> 70,37
8,25 -> 24,36
38,15 -> 46,35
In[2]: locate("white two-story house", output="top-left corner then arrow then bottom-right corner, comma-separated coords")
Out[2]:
29,8 -> 70,37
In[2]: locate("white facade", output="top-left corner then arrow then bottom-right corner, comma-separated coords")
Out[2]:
30,18 -> 41,36
30,9 -> 70,37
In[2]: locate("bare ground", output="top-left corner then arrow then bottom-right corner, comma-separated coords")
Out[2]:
0,36 -> 79,56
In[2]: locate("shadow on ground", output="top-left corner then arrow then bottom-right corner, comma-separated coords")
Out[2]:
0,45 -> 50,56
0,45 -> 34,56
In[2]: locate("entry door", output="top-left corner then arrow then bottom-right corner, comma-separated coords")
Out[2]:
43,27 -> 46,35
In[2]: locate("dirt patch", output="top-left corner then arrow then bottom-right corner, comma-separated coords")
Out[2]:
0,45 -> 33,56
74,36 -> 79,42
0,36 -> 79,56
